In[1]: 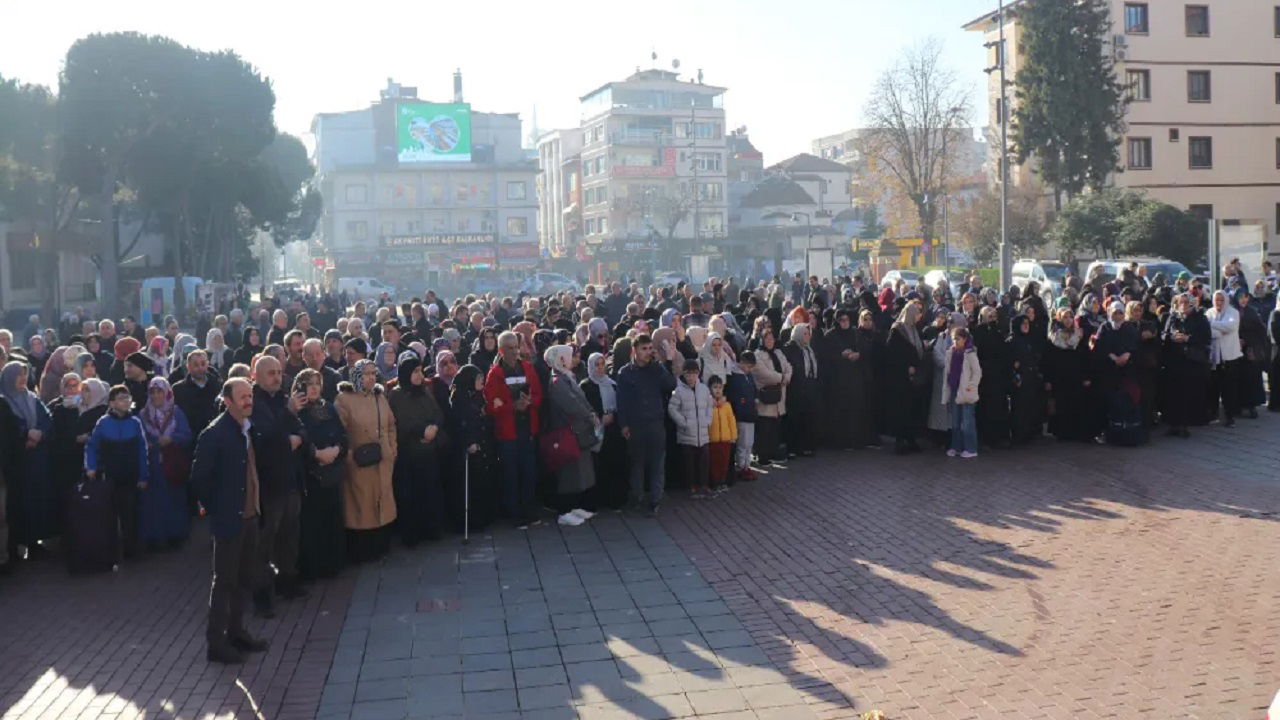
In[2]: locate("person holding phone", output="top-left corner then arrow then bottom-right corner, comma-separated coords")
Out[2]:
484,331 -> 543,529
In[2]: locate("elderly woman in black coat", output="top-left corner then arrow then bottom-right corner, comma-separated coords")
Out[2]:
1160,293 -> 1211,437
293,369 -> 347,580
386,353 -> 446,545
885,302 -> 928,454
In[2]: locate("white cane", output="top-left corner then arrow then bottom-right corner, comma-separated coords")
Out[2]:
462,453 -> 470,545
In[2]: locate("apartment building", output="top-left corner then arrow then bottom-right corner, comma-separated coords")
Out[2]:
965,0 -> 1280,239
577,68 -> 729,258
311,78 -> 538,289
535,128 -> 584,260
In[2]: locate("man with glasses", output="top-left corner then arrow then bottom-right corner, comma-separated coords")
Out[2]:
484,331 -> 544,529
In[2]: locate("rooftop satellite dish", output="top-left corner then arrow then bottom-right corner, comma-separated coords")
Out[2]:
672,58 -> 681,70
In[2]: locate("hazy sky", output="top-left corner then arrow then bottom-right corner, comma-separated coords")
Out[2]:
2,0 -> 997,164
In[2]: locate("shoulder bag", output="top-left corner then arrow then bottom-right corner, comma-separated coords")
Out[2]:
352,394 -> 383,468
757,350 -> 783,404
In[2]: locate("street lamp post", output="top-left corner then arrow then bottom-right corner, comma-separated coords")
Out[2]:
997,0 -> 1011,291
792,211 -> 812,276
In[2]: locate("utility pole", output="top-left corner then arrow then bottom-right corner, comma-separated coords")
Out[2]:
689,98 -> 699,265
997,0 -> 1011,291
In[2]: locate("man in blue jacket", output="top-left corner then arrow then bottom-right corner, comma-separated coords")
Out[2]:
190,378 -> 269,664
615,334 -> 676,517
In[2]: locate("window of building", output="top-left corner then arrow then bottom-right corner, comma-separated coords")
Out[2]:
1188,204 -> 1214,222
594,157 -> 605,174
432,215 -> 448,231
477,183 -> 491,204
1185,5 -> 1209,36
456,183 -> 469,202
456,215 -> 472,232
1275,138 -> 1280,169
344,184 -> 367,204
1125,3 -> 1149,33
8,249 -> 37,290
1275,72 -> 1280,103
698,182 -> 724,202
507,181 -> 527,201
379,220 -> 396,237
507,217 -> 528,237
1188,136 -> 1213,168
1127,137 -> 1153,169
480,212 -> 495,232
582,160 -> 591,178
1169,128 -> 1180,142
346,220 -> 368,242
1187,71 -> 1211,102
1126,70 -> 1151,101
584,218 -> 594,235
406,219 -> 422,234
1276,6 -> 1280,37
691,152 -> 722,172
381,183 -> 417,207
599,217 -> 608,234
429,182 -> 445,205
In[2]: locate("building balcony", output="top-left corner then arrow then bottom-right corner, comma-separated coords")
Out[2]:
609,131 -> 675,146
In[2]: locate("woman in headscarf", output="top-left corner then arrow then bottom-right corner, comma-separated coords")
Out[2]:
79,378 -> 111,437
1161,292 -> 1211,436
580,352 -> 627,510
293,368 -> 347,581
1234,288 -> 1268,418
72,351 -> 97,380
972,306 -> 1011,448
47,372 -> 86,513
470,328 -> 499,374
699,331 -> 737,386
748,326 -> 791,466
447,364 -> 496,532
374,341 -> 400,386
1205,289 -> 1243,427
543,345 -> 599,526
824,310 -> 873,449
37,345 -> 73,404
610,337 -> 633,377
205,328 -> 233,375
1007,313 -> 1045,444
1127,299 -> 1164,429
1,360 -> 55,558
885,302 -> 928,454
137,377 -> 193,551
26,335 -> 48,392
233,326 -> 263,367
781,323 -> 820,459
386,353 -> 446,546
926,312 -> 969,442
1043,307 -> 1090,442
335,359 -> 398,562
146,336 -> 170,381
1091,301 -> 1140,441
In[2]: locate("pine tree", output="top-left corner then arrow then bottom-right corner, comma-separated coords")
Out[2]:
1010,0 -> 1127,206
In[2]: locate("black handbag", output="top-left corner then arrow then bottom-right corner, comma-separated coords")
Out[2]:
352,394 -> 383,468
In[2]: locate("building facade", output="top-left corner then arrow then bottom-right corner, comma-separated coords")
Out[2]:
965,0 -> 1280,242
535,128 -> 584,260
311,78 -> 538,291
576,68 -> 729,266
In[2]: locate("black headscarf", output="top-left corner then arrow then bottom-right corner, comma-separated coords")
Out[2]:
398,354 -> 425,396
451,364 -> 483,406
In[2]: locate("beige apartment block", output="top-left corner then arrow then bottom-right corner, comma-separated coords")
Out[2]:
965,0 -> 1280,242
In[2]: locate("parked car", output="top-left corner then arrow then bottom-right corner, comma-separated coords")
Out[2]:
653,271 -> 690,288
519,272 -> 577,295
337,276 -> 397,300
1085,258 -> 1192,287
1011,259 -> 1069,300
880,269 -> 920,289
922,269 -> 967,292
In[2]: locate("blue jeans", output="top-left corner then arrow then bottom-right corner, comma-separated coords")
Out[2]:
499,434 -> 537,521
949,402 -> 977,454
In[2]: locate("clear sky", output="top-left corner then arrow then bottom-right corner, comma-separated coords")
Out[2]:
1,0 -> 998,164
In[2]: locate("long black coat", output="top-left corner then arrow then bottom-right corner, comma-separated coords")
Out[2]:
884,328 -> 926,438
782,340 -> 820,416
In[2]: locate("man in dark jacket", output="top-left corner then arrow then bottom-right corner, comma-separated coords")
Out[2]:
173,350 -> 223,435
302,338 -> 342,403
190,378 -> 269,664
604,282 -> 629,326
249,356 -> 304,616
615,334 -> 677,516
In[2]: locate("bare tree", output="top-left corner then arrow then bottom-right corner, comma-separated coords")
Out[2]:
859,39 -> 971,255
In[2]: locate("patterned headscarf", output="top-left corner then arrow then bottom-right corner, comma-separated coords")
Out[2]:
1,361 -> 39,428
350,358 -> 377,392
142,376 -> 177,439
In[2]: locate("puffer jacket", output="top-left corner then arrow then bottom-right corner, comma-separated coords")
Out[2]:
668,380 -> 712,447
939,347 -> 983,405
709,399 -> 738,443
1206,304 -> 1242,364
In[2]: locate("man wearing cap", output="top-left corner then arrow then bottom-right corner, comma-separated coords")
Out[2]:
123,352 -> 154,413
343,337 -> 370,372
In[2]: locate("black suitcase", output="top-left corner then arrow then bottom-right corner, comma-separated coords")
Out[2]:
65,475 -> 118,574
1105,386 -> 1148,447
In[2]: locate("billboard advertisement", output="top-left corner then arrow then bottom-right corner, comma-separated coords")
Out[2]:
396,103 -> 472,164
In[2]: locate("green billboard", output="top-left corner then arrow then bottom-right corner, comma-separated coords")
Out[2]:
396,103 -> 472,164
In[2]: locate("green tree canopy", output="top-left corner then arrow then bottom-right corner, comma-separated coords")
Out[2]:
1010,0 -> 1127,203
1047,188 -> 1204,267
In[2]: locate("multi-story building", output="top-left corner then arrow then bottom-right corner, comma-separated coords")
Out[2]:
535,128 -> 584,260
311,77 -> 538,291
576,68 -> 729,266
726,128 -> 764,228
964,0 -> 1280,242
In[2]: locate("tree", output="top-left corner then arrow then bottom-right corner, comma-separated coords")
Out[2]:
1116,199 -> 1205,268
859,38 -> 971,254
953,187 -> 1045,267
59,33 -> 277,319
650,184 -> 694,269
857,204 -> 886,240
1011,0 -> 1127,206
1045,188 -> 1141,260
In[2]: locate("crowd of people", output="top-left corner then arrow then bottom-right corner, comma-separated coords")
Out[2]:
0,258 -> 1276,662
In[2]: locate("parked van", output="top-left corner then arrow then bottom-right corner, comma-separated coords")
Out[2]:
336,277 -> 396,300
1084,258 -> 1192,287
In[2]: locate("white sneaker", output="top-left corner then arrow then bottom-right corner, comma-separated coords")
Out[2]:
558,513 -> 583,526
946,449 -> 958,457
570,508 -> 595,521
960,451 -> 978,459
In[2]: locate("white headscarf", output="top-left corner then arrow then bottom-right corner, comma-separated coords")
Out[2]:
698,331 -> 736,383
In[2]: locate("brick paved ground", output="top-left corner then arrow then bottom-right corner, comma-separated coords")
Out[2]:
1,415 -> 1277,719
